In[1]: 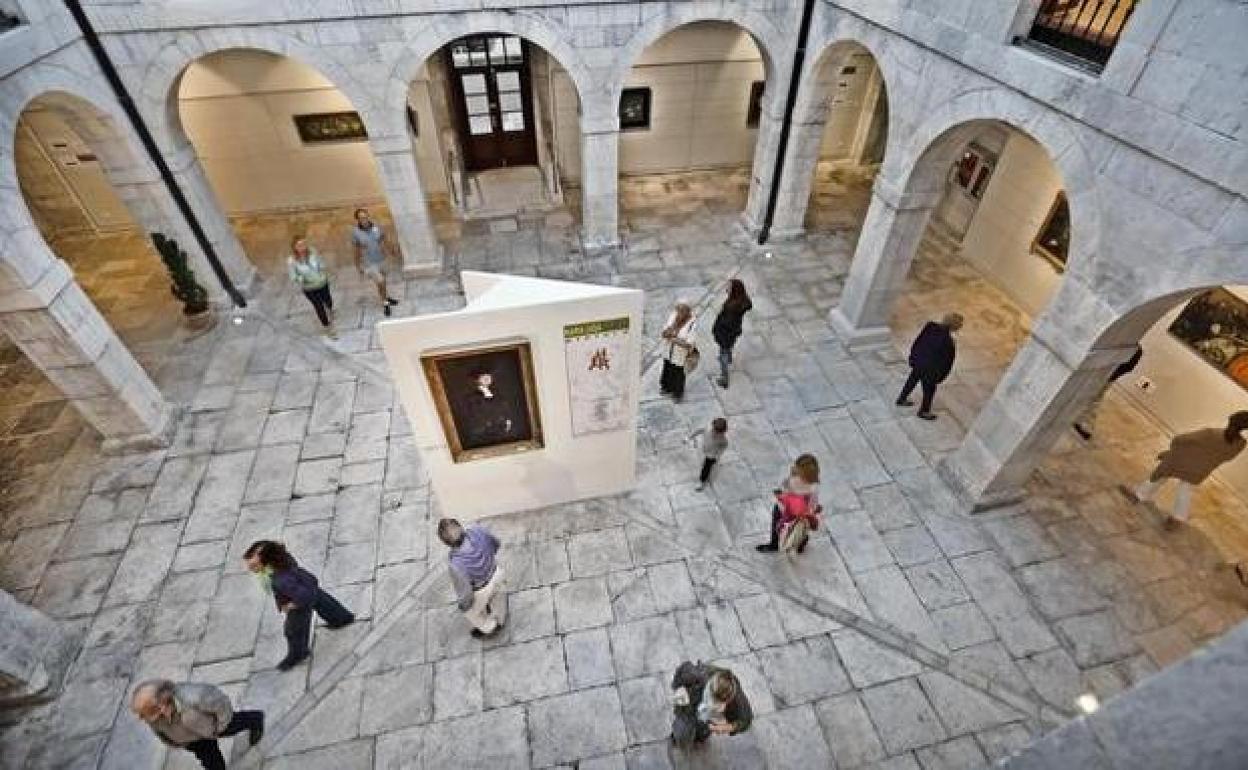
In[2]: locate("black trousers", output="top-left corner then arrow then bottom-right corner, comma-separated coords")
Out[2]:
301,285 -> 334,327
699,457 -> 717,483
184,711 -> 264,770
660,359 -> 687,398
898,369 -> 937,414
284,589 -> 355,660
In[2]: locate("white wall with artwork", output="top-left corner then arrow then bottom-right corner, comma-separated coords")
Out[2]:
379,272 -> 644,519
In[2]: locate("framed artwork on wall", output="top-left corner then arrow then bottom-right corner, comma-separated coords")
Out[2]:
293,111 -> 368,144
1169,288 -> 1248,390
747,81 -> 764,128
421,342 -> 544,463
1032,191 -> 1070,272
952,143 -> 996,200
619,87 -> 651,131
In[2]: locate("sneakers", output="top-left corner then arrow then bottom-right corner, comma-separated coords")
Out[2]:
1162,517 -> 1182,531
248,714 -> 265,747
896,399 -> 914,407
716,377 -> 729,389
276,653 -> 308,672
917,412 -> 937,421
695,482 -> 706,492
327,616 -> 355,630
755,543 -> 777,553
323,326 -> 338,340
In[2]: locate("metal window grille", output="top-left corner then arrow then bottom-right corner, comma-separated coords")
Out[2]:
1026,0 -> 1138,70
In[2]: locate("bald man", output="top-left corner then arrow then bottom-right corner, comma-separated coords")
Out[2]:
130,679 -> 263,769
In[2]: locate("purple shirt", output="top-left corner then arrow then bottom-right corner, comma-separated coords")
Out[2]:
448,526 -> 500,609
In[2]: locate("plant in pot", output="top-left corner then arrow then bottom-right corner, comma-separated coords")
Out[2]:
152,233 -> 214,330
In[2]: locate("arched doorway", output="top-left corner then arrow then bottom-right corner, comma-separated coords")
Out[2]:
614,21 -> 773,241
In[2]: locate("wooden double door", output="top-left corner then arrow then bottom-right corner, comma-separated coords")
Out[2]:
446,35 -> 538,173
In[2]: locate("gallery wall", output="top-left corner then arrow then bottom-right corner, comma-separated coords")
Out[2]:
954,132 -> 1248,497
176,49 -> 449,215
551,22 -> 878,182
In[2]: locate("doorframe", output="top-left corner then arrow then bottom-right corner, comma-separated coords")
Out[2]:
444,35 -> 539,173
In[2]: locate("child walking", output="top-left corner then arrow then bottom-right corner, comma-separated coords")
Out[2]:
692,417 -> 729,492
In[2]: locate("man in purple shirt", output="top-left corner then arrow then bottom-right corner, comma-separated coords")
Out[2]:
438,518 -> 507,637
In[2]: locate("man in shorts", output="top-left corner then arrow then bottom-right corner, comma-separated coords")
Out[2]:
351,207 -> 400,316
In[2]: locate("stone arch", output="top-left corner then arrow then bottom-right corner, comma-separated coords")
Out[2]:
883,87 -> 1103,276
138,28 -> 381,147
608,8 -> 787,118
383,10 -> 598,138
770,35 -> 893,237
0,80 -> 174,447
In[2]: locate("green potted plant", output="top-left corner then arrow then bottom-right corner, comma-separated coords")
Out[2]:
152,232 -> 213,329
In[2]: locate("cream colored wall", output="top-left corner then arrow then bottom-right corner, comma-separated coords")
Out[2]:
958,133 -> 1248,498
956,132 -> 1063,317
816,52 -> 880,162
178,50 -> 447,215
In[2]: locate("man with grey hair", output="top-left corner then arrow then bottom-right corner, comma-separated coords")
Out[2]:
896,312 -> 964,420
438,517 -> 507,638
130,679 -> 263,769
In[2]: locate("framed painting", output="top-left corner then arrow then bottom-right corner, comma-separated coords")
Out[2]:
746,81 -> 764,128
619,87 -> 651,131
1169,288 -> 1248,390
1032,191 -> 1069,272
421,342 -> 544,462
293,111 -> 368,144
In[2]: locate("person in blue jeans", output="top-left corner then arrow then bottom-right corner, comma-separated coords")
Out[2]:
244,540 -> 354,671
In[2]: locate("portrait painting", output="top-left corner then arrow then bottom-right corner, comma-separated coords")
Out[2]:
619,87 -> 651,131
1032,191 -> 1070,272
421,342 -> 544,462
1169,288 -> 1248,390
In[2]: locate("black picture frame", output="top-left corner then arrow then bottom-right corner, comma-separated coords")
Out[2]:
1032,192 -> 1070,272
293,111 -> 368,144
747,81 -> 765,128
619,87 -> 652,131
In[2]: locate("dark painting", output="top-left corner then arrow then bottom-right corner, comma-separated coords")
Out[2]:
1169,288 -> 1248,390
619,87 -> 651,131
293,111 -> 368,144
422,343 -> 543,462
1033,192 -> 1070,271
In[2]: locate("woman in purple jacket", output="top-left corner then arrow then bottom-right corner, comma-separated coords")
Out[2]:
244,540 -> 354,671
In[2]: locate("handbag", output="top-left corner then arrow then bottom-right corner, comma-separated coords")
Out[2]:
684,345 -> 701,373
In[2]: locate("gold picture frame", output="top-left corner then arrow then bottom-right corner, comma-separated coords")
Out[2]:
1032,191 -> 1070,273
421,342 -> 544,463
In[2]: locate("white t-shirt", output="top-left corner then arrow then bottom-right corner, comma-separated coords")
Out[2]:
661,312 -> 697,366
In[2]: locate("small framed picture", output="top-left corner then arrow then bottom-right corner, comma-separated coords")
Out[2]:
1032,192 -> 1070,272
619,87 -> 652,131
747,81 -> 764,128
293,111 -> 368,144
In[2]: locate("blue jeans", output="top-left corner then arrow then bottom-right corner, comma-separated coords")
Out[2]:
717,346 -> 733,382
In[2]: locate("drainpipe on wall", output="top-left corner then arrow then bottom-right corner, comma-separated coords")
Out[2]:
758,0 -> 817,245
60,0 -> 247,308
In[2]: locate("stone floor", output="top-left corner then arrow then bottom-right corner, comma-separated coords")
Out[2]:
1,165 -> 1247,769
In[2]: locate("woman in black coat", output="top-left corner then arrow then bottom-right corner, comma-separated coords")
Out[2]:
711,279 -> 753,388
896,312 -> 963,420
244,540 -> 354,671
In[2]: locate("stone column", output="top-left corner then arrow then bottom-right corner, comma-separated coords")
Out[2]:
741,94 -> 786,239
828,175 -> 941,349
766,113 -> 824,240
0,260 -> 173,451
161,140 -> 258,295
580,127 -> 620,250
0,590 -> 74,705
938,331 -> 1140,510
369,134 -> 442,276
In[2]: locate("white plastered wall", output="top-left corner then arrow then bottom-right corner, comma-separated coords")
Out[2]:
379,272 -> 644,520
957,132 -> 1248,498
177,50 -> 448,215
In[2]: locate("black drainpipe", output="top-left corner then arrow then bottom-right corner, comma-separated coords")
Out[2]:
61,0 -> 247,308
758,0 -> 817,245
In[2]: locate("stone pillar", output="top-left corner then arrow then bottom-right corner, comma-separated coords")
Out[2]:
828,175 -> 941,349
741,93 -> 786,239
0,590 -> 74,705
161,140 -> 257,295
766,114 -> 824,240
0,260 -> 173,451
938,331 -> 1140,510
580,128 -> 620,250
369,134 -> 442,276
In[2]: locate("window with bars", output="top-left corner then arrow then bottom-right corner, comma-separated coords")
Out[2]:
1022,0 -> 1138,72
